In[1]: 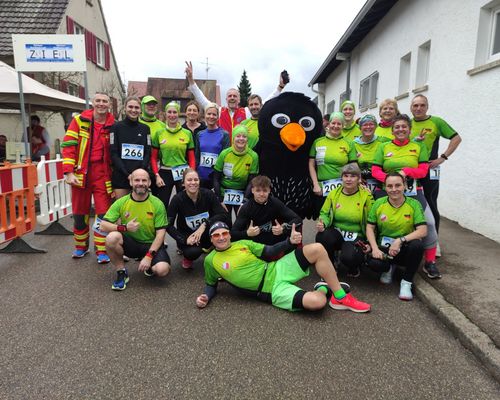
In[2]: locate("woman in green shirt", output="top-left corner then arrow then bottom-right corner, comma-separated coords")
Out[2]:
316,163 -> 373,277
366,172 -> 427,300
151,101 -> 195,208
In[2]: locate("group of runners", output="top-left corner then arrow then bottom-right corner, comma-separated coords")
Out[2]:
61,64 -> 461,314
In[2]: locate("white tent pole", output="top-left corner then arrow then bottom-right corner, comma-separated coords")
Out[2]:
18,71 -> 30,158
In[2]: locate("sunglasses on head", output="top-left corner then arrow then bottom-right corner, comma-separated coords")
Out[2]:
211,230 -> 229,239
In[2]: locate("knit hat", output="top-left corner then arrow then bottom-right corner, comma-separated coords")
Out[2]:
359,114 -> 377,127
209,221 -> 230,236
329,111 -> 345,124
165,101 -> 180,113
340,100 -> 356,114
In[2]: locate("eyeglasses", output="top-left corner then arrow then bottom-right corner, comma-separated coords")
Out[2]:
211,231 -> 230,239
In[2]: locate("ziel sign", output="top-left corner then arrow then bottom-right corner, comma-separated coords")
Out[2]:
25,43 -> 74,63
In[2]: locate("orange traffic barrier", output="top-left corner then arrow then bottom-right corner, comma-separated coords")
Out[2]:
0,161 -> 45,253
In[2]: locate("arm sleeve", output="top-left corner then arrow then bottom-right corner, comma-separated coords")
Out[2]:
141,126 -> 152,171
401,162 -> 430,179
61,117 -> 80,174
222,131 -> 230,149
230,203 -> 251,241
187,148 -> 196,169
275,198 -> 302,232
151,147 -> 159,174
110,124 -> 128,176
166,195 -> 187,245
212,170 -> 223,201
188,83 -> 210,110
371,165 -> 387,183
263,87 -> 282,103
261,239 -> 296,260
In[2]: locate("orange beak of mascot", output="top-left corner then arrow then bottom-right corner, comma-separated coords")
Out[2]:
257,92 -> 322,218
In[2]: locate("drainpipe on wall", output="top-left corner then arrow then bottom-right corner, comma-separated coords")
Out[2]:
336,53 -> 351,101
310,83 -> 326,114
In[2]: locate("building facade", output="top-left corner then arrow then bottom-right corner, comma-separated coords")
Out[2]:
310,0 -> 500,241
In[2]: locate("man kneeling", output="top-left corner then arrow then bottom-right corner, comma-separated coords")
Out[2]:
101,169 -> 171,290
196,221 -> 371,312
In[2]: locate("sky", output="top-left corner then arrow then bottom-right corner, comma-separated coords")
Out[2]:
100,0 -> 367,101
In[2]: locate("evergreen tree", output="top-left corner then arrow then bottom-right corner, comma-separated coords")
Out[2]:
238,70 -> 252,107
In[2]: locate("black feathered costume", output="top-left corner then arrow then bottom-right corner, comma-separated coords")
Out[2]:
257,92 -> 322,219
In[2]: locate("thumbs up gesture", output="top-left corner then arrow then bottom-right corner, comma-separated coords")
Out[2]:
290,223 -> 302,245
246,220 -> 260,237
272,219 -> 283,236
127,217 -> 140,232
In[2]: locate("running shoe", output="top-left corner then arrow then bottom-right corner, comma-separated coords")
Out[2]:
111,269 -> 129,291
72,249 -> 89,258
399,279 -> 413,301
329,293 -> 371,313
313,281 -> 351,298
97,253 -> 110,264
144,267 -> 154,277
181,258 -> 193,269
423,262 -> 442,279
380,264 -> 395,284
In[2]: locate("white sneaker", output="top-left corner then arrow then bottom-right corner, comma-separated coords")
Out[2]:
399,279 -> 413,301
380,264 -> 395,284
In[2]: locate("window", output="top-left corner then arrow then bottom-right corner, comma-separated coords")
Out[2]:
339,90 -> 351,106
68,83 -> 79,97
74,23 -> 84,35
359,72 -> 378,109
398,52 -> 411,95
416,41 -> 431,88
490,7 -> 500,58
96,38 -> 104,67
326,99 -> 335,114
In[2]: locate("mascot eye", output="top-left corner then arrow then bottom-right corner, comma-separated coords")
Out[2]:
298,117 -> 316,132
271,113 -> 291,128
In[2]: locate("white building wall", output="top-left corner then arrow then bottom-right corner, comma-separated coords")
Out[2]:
323,0 -> 500,242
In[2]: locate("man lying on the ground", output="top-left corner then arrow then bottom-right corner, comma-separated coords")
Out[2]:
196,221 -> 371,313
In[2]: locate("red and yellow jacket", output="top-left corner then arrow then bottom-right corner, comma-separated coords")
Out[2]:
61,109 -> 115,192
219,107 -> 247,142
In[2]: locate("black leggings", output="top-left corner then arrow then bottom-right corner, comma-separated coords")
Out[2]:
176,230 -> 211,261
315,228 -> 365,272
421,174 -> 440,232
157,169 -> 183,209
366,239 -> 424,282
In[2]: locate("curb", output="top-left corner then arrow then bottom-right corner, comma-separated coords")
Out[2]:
415,275 -> 500,383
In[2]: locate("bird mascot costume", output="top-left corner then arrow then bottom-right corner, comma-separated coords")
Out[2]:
257,92 -> 322,219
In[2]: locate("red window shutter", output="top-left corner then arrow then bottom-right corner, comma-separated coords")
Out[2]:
112,97 -> 118,117
91,33 -> 97,64
104,42 -> 110,70
66,16 -> 74,34
79,85 -> 86,99
85,30 -> 91,60
59,80 -> 68,93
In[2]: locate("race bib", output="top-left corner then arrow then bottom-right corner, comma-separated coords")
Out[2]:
366,179 -> 379,193
315,146 -> 327,166
381,236 -> 395,248
223,162 -> 234,178
223,189 -> 244,205
336,229 -> 358,242
92,217 -> 108,236
429,166 -> 440,181
200,152 -> 218,168
321,178 -> 342,197
404,182 -> 417,196
171,164 -> 188,181
185,212 -> 209,231
121,143 -> 144,160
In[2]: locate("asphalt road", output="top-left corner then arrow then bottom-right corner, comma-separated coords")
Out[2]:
0,218 -> 499,399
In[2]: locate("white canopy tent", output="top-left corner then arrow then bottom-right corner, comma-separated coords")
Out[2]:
0,61 -> 86,112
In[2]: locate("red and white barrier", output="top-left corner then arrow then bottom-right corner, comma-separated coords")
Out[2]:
35,155 -> 72,225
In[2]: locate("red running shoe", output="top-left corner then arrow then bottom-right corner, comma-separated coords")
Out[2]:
182,257 -> 193,269
329,293 -> 371,313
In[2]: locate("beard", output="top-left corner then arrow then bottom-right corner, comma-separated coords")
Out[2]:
133,185 -> 148,195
